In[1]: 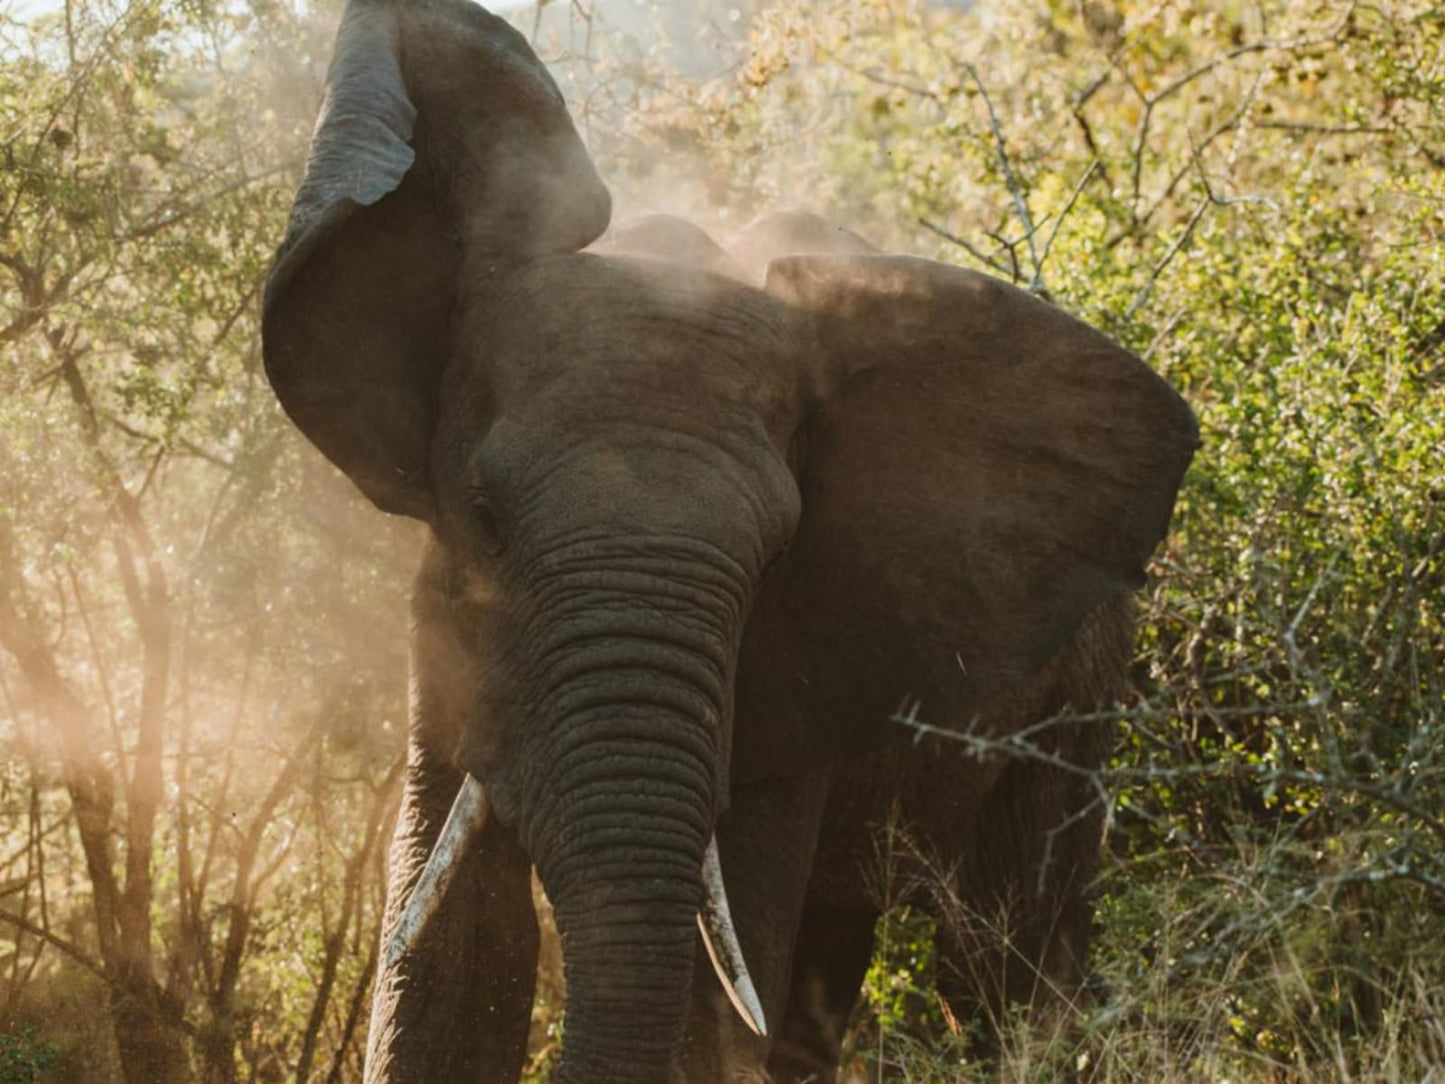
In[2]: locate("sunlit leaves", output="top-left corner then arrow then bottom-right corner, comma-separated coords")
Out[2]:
587,0 -> 1445,1073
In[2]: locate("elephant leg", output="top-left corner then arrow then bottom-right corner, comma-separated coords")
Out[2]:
675,769 -> 832,1082
365,740 -> 539,1084
764,906 -> 877,1084
932,753 -> 1106,1047
932,604 -> 1124,1044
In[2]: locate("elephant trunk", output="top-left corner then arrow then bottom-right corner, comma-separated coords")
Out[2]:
544,766 -> 707,1081
502,542 -> 745,1081
532,694 -> 714,1082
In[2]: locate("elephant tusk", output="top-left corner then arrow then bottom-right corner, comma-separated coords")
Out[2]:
697,835 -> 768,1037
384,774 -> 490,969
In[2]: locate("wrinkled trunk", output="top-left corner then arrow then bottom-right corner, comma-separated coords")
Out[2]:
545,764 -> 707,1082
530,694 -> 717,1082
507,545 -> 740,1081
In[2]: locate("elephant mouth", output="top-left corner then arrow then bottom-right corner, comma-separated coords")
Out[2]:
384,773 -> 767,1037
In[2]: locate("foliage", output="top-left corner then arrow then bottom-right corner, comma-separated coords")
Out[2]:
0,1026 -> 57,1084
570,0 -> 1444,1077
1,0 -> 412,1078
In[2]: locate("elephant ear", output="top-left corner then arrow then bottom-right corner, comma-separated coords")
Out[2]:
733,255 -> 1197,777
263,0 -> 611,519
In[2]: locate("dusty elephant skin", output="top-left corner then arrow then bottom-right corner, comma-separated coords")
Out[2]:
260,1 -> 1199,1080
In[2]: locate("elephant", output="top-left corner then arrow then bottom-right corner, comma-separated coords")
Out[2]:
260,0 -> 1198,1079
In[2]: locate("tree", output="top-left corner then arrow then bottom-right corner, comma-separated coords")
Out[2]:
1,0 -> 414,1078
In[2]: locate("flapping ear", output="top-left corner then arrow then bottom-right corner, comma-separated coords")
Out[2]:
734,255 -> 1197,776
262,0 -> 611,519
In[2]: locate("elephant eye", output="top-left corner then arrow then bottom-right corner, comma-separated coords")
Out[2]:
469,497 -> 507,558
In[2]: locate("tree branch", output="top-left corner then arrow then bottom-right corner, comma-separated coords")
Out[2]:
964,63 -> 1043,292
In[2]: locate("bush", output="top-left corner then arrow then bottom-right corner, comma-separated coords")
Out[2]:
0,1027 -> 57,1084
581,0 -> 1442,1076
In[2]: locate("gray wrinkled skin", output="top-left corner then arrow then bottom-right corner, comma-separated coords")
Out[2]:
261,2 -> 1198,1080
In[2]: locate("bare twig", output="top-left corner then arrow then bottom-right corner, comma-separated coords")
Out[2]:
1037,159 -> 1101,274
0,908 -> 202,1040
0,907 -> 106,979
917,218 -> 1015,277
1256,120 -> 1392,135
1125,196 -> 1210,319
1143,308 -> 1187,362
964,64 -> 1043,292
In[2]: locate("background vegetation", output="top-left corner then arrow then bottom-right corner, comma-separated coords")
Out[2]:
1,0 -> 1440,1080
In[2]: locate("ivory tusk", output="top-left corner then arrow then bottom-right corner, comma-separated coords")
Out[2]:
697,835 -> 768,1037
384,774 -> 489,969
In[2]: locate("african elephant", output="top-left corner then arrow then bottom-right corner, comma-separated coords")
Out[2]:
261,0 -> 1198,1080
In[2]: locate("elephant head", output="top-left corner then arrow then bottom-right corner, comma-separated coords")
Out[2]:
263,3 -> 1197,1079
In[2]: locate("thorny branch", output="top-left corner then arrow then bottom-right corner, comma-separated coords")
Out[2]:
893,542 -> 1445,906
964,64 -> 1044,293
917,218 -> 1014,278
1125,195 -> 1210,319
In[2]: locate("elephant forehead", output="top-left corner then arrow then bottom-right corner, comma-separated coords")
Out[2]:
470,253 -> 805,400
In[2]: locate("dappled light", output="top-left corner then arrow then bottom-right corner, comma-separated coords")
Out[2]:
1,0 -> 1441,1080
